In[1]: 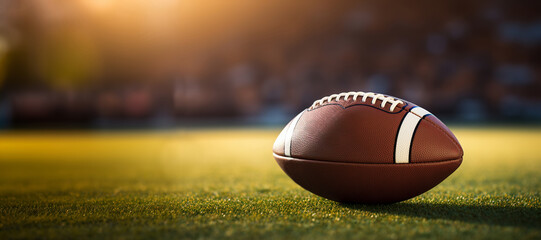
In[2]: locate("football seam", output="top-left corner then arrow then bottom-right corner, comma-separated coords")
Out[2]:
308,102 -> 408,114
273,153 -> 462,165
297,100 -> 463,159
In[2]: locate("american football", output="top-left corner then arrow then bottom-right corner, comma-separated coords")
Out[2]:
2,1 -> 540,239
273,91 -> 463,204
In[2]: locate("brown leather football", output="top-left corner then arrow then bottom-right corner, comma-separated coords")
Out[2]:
273,92 -> 463,204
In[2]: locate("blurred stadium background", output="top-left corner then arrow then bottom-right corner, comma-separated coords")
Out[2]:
1,1 -> 541,239
0,0 -> 539,128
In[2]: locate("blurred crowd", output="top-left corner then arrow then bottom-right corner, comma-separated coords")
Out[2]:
0,0 -> 539,127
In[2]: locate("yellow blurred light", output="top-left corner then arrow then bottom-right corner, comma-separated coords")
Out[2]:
37,29 -> 101,89
81,0 -> 114,12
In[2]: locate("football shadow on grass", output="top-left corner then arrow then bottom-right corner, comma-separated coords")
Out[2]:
339,201 -> 541,229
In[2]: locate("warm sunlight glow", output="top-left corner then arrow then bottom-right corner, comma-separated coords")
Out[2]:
81,0 -> 114,12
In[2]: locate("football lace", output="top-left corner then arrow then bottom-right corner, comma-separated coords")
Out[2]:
310,92 -> 404,111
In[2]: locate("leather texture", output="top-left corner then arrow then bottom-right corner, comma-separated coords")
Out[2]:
272,94 -> 464,203
274,154 -> 462,204
291,103 -> 408,163
279,98 -> 462,164
410,115 -> 463,163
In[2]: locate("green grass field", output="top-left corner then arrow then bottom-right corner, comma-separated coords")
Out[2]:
0,128 -> 540,239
